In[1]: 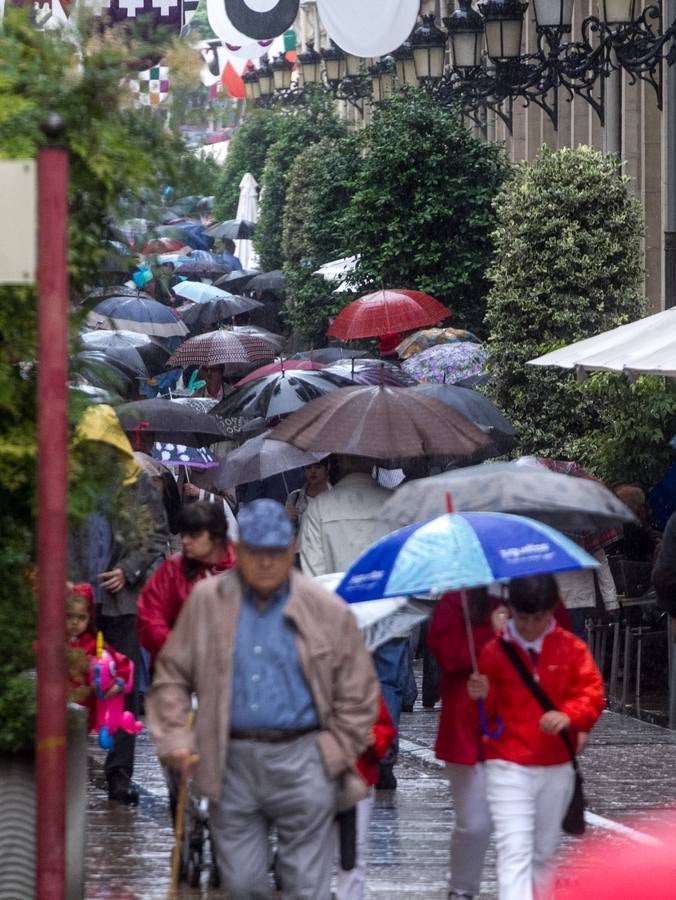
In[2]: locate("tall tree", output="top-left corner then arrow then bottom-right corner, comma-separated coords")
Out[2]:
485,145 -> 645,461
344,90 -> 507,335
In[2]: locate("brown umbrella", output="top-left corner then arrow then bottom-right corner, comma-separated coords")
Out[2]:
268,385 -> 492,460
167,330 -> 275,369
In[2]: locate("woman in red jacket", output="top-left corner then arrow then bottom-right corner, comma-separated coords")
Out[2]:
138,501 -> 235,663
429,588 -> 505,900
468,574 -> 604,900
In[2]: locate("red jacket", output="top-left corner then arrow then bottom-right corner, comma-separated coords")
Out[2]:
137,548 -> 236,661
67,633 -> 133,730
356,695 -> 396,786
428,593 -> 574,766
429,592 -> 499,765
479,624 -> 604,767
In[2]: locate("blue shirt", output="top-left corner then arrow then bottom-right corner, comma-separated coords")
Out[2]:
229,582 -> 319,731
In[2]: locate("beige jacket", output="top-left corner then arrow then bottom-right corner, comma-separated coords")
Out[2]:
299,473 -> 392,576
147,568 -> 380,804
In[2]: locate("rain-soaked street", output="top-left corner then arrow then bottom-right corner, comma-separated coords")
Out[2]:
84,665 -> 676,899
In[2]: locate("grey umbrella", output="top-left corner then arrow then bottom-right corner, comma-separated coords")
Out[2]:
213,430 -> 327,489
412,383 -> 518,454
381,461 -> 636,533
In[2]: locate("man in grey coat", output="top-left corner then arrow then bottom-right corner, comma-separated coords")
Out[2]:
148,499 -> 380,900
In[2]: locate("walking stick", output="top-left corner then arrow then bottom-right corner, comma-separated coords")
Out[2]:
168,754 -> 199,899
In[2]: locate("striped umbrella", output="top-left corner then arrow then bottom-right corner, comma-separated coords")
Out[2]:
167,330 -> 275,368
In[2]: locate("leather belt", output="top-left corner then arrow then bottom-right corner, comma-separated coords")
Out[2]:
230,727 -> 318,744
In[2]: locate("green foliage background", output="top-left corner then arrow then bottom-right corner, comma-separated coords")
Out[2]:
485,145 -> 646,473
214,109 -> 279,220
0,10 -> 218,753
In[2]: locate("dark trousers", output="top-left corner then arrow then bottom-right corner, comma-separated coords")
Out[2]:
97,613 -> 140,782
374,637 -> 408,765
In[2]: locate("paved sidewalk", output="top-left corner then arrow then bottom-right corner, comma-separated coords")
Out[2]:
85,686 -> 676,898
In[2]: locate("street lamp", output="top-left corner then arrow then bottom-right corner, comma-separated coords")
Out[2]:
599,0 -> 640,26
322,40 -> 347,84
532,0 -> 575,31
445,0 -> 486,70
271,52 -> 293,91
242,67 -> 260,102
478,0 -> 528,59
257,56 -> 274,99
410,13 -> 448,81
380,56 -> 397,98
393,41 -> 418,85
345,50 -> 363,78
298,41 -> 322,86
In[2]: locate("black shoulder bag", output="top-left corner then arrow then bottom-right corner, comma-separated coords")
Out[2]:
498,639 -> 586,836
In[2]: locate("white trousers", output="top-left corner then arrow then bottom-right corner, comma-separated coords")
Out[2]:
485,760 -> 574,900
334,790 -> 375,900
445,763 -> 492,896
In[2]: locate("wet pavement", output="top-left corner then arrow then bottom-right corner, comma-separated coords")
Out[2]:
85,666 -> 676,899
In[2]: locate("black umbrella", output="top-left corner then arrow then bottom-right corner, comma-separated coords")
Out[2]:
180,295 -> 264,331
75,352 -> 136,396
115,398 -> 226,447
80,330 -> 171,376
412,383 -> 518,454
211,370 -> 353,422
247,270 -> 285,292
204,219 -> 256,240
214,269 -> 259,292
174,260 -> 230,279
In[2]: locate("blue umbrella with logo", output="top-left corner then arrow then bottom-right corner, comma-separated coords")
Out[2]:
337,511 -> 598,604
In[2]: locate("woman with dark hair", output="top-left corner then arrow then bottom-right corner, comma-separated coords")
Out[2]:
137,501 -> 236,662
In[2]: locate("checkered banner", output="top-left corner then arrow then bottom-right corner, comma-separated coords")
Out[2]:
128,65 -> 170,106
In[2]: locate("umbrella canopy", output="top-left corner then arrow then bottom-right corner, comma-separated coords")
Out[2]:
291,348 -> 370,364
269,385 -> 492,460
527,307 -> 676,379
236,359 -> 328,388
167,330 -> 276,369
230,325 -> 286,352
402,342 -> 487,385
213,429 -> 327,489
411,384 -> 518,453
86,296 -> 188,339
396,328 -> 482,360
79,330 -> 170,377
324,360 -> 417,387
174,260 -> 230,280
247,270 -> 285,292
173,281 -> 234,303
115,398 -> 226,447
212,370 -> 353,422
336,512 -> 599,603
380,460 -> 636,533
214,269 -> 260,292
152,442 -> 218,469
326,289 -> 451,340
234,173 -> 260,270
141,237 -> 186,255
179,295 -> 263,331
204,218 -> 256,240
313,255 -> 359,285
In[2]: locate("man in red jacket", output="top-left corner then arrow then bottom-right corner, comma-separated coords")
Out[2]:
468,574 -> 604,900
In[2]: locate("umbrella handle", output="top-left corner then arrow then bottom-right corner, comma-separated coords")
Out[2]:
462,589 -> 504,739
478,700 -> 504,740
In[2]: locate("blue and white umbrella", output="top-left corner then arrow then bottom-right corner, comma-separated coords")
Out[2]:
86,296 -> 188,339
152,442 -> 218,470
337,512 -> 598,604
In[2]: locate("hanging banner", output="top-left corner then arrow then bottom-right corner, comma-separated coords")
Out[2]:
317,0 -> 419,57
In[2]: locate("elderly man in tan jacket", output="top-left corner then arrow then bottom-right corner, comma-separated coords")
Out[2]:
147,498 -> 379,900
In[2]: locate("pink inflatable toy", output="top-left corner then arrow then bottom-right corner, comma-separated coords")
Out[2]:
88,632 -> 143,751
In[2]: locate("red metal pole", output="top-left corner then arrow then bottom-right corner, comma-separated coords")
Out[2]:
36,115 -> 69,900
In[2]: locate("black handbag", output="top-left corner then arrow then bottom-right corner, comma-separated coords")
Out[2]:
498,639 -> 586,836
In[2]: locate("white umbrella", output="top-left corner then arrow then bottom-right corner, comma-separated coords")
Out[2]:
313,255 -> 361,294
528,307 -> 676,379
235,172 -> 260,270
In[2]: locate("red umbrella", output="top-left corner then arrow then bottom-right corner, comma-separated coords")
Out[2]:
140,237 -> 186,255
326,289 -> 451,340
235,359 -> 327,388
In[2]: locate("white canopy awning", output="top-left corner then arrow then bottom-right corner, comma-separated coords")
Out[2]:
528,307 -> 676,378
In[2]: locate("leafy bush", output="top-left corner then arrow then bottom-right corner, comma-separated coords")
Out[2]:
485,145 -> 645,460
255,95 -> 347,271
281,135 -> 361,345
343,90 -> 508,335
213,109 -> 279,220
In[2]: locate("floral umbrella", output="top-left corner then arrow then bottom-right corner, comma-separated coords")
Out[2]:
402,342 -> 488,385
396,328 -> 482,360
